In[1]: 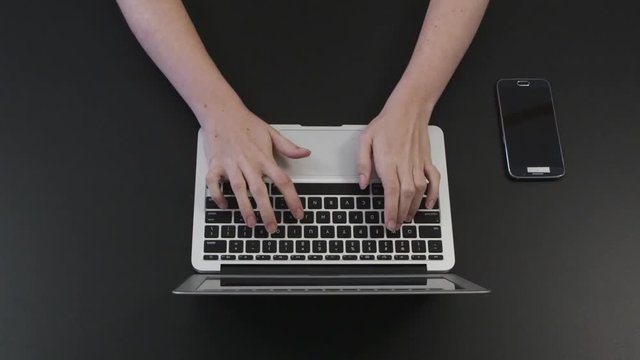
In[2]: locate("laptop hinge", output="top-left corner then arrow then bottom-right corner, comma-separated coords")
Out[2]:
220,265 -> 428,276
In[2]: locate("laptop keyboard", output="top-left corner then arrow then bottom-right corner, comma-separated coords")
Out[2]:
203,183 -> 443,262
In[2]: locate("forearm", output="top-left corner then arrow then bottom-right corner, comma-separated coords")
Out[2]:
389,0 -> 489,114
116,0 -> 243,127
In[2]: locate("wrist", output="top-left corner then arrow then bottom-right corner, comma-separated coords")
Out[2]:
194,94 -> 248,132
385,76 -> 438,118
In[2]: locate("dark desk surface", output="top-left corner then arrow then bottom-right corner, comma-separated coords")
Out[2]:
2,1 -> 639,359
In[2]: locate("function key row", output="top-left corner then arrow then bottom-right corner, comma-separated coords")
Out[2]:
203,239 -> 443,254
203,254 -> 444,261
206,210 -> 439,225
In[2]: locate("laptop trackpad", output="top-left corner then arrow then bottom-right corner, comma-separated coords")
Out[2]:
274,126 -> 364,181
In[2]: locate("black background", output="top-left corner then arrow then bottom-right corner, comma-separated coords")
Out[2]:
1,1 -> 639,359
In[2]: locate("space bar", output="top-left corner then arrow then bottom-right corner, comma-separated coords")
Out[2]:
272,183 -> 369,195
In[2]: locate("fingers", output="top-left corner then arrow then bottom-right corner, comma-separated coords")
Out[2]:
205,167 -> 227,209
226,166 -> 257,228
241,165 -> 278,233
270,128 -> 311,159
397,166 -> 416,224
262,160 -> 304,220
424,163 -> 440,209
379,169 -> 400,231
407,167 -> 428,221
358,132 -> 373,190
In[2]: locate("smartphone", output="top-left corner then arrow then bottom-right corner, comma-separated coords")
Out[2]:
496,78 -> 565,179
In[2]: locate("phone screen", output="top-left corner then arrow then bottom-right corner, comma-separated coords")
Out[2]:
497,79 -> 565,178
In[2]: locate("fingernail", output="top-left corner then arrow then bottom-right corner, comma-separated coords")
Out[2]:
359,175 -> 366,190
246,215 -> 256,227
405,216 -> 412,223
427,200 -> 435,209
387,220 -> 396,230
267,223 -> 277,233
294,208 -> 304,219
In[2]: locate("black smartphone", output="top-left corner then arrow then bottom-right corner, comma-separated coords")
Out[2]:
496,78 -> 565,179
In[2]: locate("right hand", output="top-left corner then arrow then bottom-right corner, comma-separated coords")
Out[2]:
202,106 -> 310,233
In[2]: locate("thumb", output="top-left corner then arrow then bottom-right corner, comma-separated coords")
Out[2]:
270,128 -> 311,159
358,133 -> 373,190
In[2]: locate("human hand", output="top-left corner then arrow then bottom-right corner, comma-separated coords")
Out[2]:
358,103 -> 440,231
202,106 -> 310,233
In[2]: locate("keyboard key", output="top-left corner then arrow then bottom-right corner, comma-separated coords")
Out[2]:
221,183 -> 233,195
256,255 -> 271,260
221,225 -> 235,238
370,226 -> 385,238
348,211 -> 363,224
411,240 -> 427,253
233,211 -> 244,224
293,183 -> 369,195
254,226 -> 269,238
394,255 -> 409,260
379,240 -> 393,253
221,255 -> 236,260
342,255 -> 357,260
300,211 -> 314,224
205,197 -> 218,209
324,197 -> 338,209
303,226 -> 318,238
346,240 -> 360,253
203,254 -> 219,260
329,240 -> 344,253
283,212 -> 298,224
402,225 -> 417,238
419,199 -> 439,209
246,240 -> 260,253
372,197 -> 384,209
414,211 -> 440,224
279,240 -> 294,253
223,196 -> 238,209
386,229 -> 400,238
273,212 -> 282,223
274,255 -> 289,260
353,226 -> 367,238
364,211 -> 379,224
362,240 -> 377,253
332,211 -> 347,223
205,246 -> 225,258
274,197 -> 287,209
312,240 -> 327,253
271,226 -> 285,238
262,240 -> 277,253
296,240 -> 310,253
205,211 -> 232,223
429,254 -> 444,260
395,240 -> 410,253
229,240 -> 244,253
340,197 -> 355,209
316,211 -> 331,223
360,255 -> 374,260
325,255 -> 340,260
308,255 -> 323,260
356,197 -> 371,209
238,255 -> 253,260
204,225 -> 219,238
377,255 -> 392,260
308,197 -> 322,209
337,226 -> 351,238
287,226 -> 302,238
320,226 -> 335,238
428,240 -> 443,253
419,226 -> 442,238
291,255 -> 306,260
411,255 -> 427,260
238,225 -> 252,238
372,183 -> 384,195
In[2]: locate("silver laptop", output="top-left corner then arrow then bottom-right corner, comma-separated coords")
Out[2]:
174,125 -> 488,295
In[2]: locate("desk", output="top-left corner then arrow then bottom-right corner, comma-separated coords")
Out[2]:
1,1 -> 639,359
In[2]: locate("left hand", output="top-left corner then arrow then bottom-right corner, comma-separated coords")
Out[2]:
358,102 -> 440,231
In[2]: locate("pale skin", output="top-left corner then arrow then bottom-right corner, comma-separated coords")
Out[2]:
116,0 -> 489,232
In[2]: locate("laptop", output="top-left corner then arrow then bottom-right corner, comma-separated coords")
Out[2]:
174,125 -> 489,295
